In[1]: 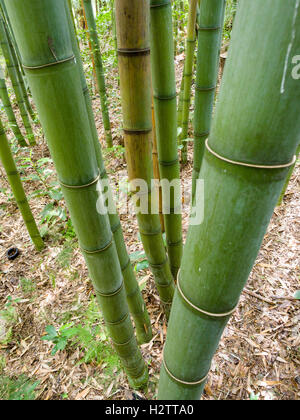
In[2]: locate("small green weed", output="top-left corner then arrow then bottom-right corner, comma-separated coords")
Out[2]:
0,375 -> 39,400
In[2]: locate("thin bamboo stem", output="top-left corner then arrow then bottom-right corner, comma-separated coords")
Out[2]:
2,17 -> 35,121
151,98 -> 165,233
192,0 -> 225,196
0,117 -> 43,250
0,65 -> 27,147
83,0 -> 113,148
0,15 -> 35,145
179,0 -> 198,164
80,0 -> 98,93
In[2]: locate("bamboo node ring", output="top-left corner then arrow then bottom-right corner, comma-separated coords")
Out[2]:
123,128 -> 152,135
159,157 -> 179,167
153,93 -> 177,100
198,26 -> 221,31
205,139 -> 297,169
150,2 -> 170,9
194,131 -> 210,138
163,352 -> 209,386
117,48 -> 150,57
195,85 -> 217,92
149,257 -> 168,270
111,333 -> 135,347
106,312 -> 129,326
82,237 -> 113,255
59,173 -> 100,189
22,55 -> 75,70
96,281 -> 124,298
177,270 -> 238,318
121,258 -> 131,272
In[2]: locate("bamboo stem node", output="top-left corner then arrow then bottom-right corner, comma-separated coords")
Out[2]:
82,237 -> 113,255
106,312 -> 129,326
198,26 -> 221,31
111,333 -> 136,347
22,55 -> 75,70
123,128 -> 152,135
206,139 -> 297,170
195,85 -> 217,92
153,93 -> 177,100
59,173 -> 100,189
96,281 -> 124,298
177,272 -> 238,318
158,158 -> 179,167
194,131 -> 210,138
121,258 -> 131,272
150,2 -> 169,9
163,352 -> 209,386
117,48 -> 150,56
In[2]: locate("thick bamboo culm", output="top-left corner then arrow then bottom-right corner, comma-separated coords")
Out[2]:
150,0 -> 183,279
5,0 -> 148,388
179,0 -> 198,164
0,64 -> 27,147
0,117 -> 43,250
0,15 -> 35,146
115,0 -> 175,311
158,0 -> 300,399
82,0 -> 113,148
192,0 -> 225,196
65,0 -> 152,345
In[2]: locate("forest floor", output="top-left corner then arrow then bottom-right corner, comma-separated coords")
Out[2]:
0,58 -> 299,400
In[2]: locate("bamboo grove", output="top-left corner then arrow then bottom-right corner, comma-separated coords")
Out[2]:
0,0 -> 299,400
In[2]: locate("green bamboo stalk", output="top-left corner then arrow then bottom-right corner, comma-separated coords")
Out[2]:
83,0 -> 113,148
2,16 -> 35,121
277,144 -> 300,206
0,117 -> 43,250
67,0 -> 77,36
0,0 -> 25,79
177,73 -> 184,132
5,0 -> 148,388
152,98 -> 165,233
192,0 -> 225,196
0,65 -> 27,147
179,0 -> 198,164
0,15 -> 35,146
115,0 -> 175,312
173,0 -> 178,56
110,0 -> 118,63
150,0 -> 183,279
158,0 -> 300,400
65,0 -> 152,345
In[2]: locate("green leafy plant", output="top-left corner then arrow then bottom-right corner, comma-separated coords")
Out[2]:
42,299 -> 120,368
19,277 -> 36,295
0,375 -> 39,400
130,250 -> 149,272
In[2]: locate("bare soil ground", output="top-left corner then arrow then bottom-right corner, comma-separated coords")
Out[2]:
0,61 -> 299,400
